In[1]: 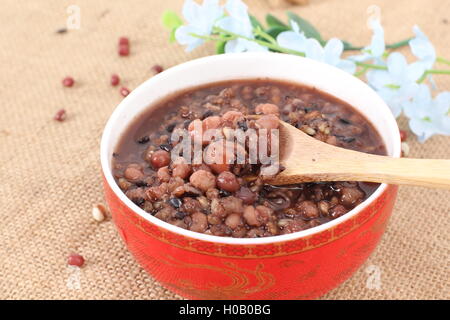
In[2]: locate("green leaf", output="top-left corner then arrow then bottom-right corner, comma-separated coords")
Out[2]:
342,40 -> 363,51
169,28 -> 177,43
266,14 -> 288,28
249,15 -> 264,30
266,26 -> 290,39
162,10 -> 183,30
216,41 -> 226,54
286,11 -> 323,43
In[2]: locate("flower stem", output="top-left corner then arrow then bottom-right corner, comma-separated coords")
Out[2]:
386,38 -> 413,49
354,65 -> 369,77
213,26 -> 305,56
437,56 -> 450,66
354,62 -> 387,70
253,27 -> 277,45
417,68 -> 450,83
343,38 -> 412,51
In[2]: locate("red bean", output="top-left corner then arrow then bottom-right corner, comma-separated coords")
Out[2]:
281,220 -> 306,234
111,74 -> 120,86
190,212 -> 208,233
216,171 -> 240,192
62,76 -> 74,87
204,140 -> 231,174
256,114 -> 279,129
295,200 -> 319,219
329,205 -> 348,219
243,205 -> 271,227
318,200 -> 330,215
120,87 -> 130,97
151,64 -> 164,74
255,103 -> 279,115
225,213 -> 243,230
54,109 -> 66,122
189,169 -> 216,192
220,196 -> 244,214
119,37 -> 129,45
203,116 -> 222,130
222,111 -> 244,127
243,206 -> 259,226
157,166 -> 171,182
400,130 -> 408,142
340,187 -> 364,207
150,150 -> 170,169
124,165 -> 144,182
181,197 -> 202,214
67,254 -> 84,267
146,184 -> 168,200
172,158 -> 191,179
118,44 -> 129,56
188,119 -> 202,132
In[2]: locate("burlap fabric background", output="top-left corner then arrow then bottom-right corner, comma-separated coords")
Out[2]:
0,0 -> 448,300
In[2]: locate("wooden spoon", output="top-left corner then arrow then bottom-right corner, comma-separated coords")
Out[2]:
264,120 -> 450,189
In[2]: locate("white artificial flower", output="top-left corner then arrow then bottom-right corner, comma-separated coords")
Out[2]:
216,0 -> 268,53
175,0 -> 224,52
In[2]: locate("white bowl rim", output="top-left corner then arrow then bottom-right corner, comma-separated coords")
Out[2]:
100,52 -> 401,246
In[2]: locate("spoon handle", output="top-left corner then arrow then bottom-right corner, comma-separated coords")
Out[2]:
273,151 -> 450,189
351,156 -> 450,189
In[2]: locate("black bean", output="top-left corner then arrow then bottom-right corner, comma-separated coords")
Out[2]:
137,136 -> 150,144
166,123 -> 176,133
339,118 -> 352,125
135,181 -> 149,187
219,190 -> 231,197
112,152 -> 119,158
168,197 -> 182,208
336,135 -> 356,143
181,192 -> 200,198
160,144 -> 172,152
175,211 -> 187,219
201,110 -> 214,120
133,197 -> 145,207
237,120 -> 248,131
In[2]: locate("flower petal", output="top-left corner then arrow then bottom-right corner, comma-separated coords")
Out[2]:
225,0 -> 248,21
182,0 -> 200,24
348,52 -> 372,62
367,69 -> 392,90
433,91 -> 450,114
409,25 -> 436,69
323,38 -> 344,66
409,118 -> 438,142
336,59 -> 356,74
218,0 -> 253,37
305,38 -> 324,62
276,31 -> 307,53
216,16 -> 242,34
175,25 -> 204,52
289,20 -> 300,34
368,19 -> 385,57
386,52 -> 407,82
407,61 -> 427,82
224,38 -> 268,53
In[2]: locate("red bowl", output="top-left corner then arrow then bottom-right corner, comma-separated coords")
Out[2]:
101,53 -> 401,299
